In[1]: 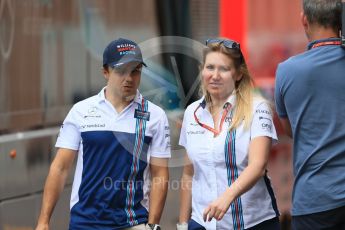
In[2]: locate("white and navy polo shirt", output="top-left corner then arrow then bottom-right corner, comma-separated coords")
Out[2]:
56,88 -> 171,229
179,95 -> 279,230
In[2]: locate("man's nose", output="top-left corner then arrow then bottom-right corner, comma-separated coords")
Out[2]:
123,71 -> 133,80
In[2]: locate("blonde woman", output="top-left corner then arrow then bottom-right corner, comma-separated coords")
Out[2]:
177,38 -> 280,230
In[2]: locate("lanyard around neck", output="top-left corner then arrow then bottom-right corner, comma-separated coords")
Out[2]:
309,39 -> 341,50
193,101 -> 232,136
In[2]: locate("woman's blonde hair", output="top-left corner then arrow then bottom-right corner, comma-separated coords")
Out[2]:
200,40 -> 255,130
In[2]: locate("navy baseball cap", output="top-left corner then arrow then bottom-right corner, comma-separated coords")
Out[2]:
103,38 -> 147,68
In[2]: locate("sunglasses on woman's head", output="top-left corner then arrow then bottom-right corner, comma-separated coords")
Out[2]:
206,38 -> 241,50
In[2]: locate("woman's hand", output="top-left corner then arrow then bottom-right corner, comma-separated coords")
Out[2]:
202,189 -> 233,222
35,223 -> 49,230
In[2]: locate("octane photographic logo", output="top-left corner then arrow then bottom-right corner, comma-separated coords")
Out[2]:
113,36 -> 205,168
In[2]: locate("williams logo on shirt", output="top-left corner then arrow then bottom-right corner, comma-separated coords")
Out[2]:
84,107 -> 101,118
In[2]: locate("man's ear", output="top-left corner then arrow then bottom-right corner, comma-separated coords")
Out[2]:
103,68 -> 109,81
301,12 -> 308,29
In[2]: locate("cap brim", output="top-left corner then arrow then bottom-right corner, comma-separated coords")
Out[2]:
110,59 -> 147,68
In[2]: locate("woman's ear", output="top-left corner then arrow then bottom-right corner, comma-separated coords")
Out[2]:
236,73 -> 243,82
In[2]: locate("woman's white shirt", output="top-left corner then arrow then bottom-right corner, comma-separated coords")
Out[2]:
179,95 -> 279,229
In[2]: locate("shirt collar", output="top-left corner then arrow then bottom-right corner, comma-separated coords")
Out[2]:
133,90 -> 143,104
200,93 -> 236,110
307,37 -> 341,50
96,87 -> 143,105
96,87 -> 107,103
225,93 -> 236,107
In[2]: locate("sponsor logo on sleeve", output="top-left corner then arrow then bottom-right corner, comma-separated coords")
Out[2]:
260,116 -> 272,132
259,116 -> 271,122
255,109 -> 271,115
261,123 -> 272,132
164,125 -> 170,139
